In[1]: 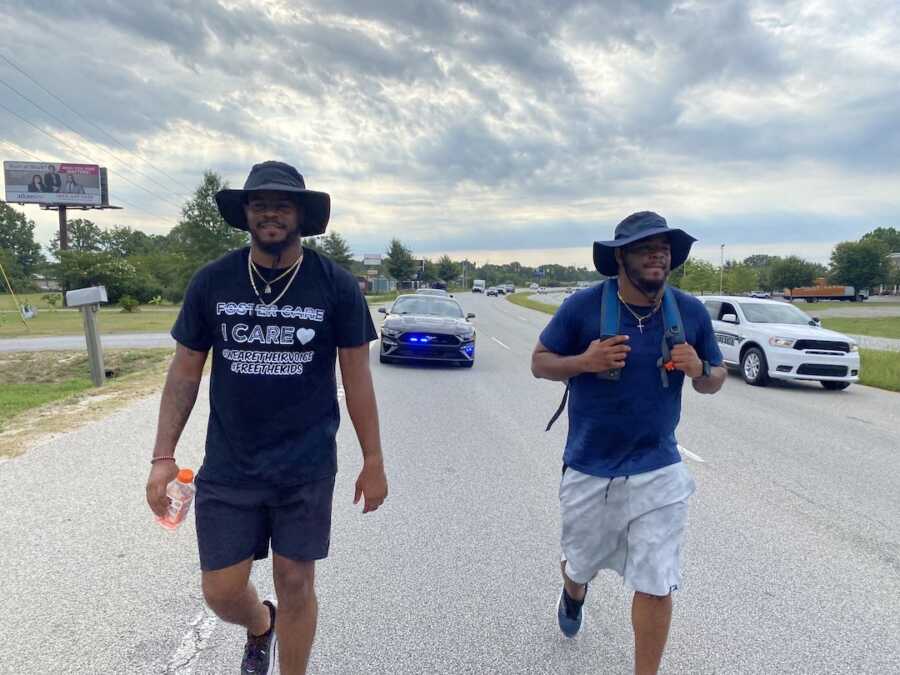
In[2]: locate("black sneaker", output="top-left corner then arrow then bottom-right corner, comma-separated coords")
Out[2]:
241,599 -> 277,674
557,585 -> 587,638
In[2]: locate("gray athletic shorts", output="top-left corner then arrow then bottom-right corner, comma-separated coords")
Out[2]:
560,461 -> 695,596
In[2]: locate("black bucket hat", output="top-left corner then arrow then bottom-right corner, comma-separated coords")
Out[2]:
215,161 -> 330,236
593,211 -> 696,276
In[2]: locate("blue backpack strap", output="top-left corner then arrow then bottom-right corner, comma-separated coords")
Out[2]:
600,277 -> 619,337
661,286 -> 684,345
657,286 -> 685,387
547,279 -> 621,431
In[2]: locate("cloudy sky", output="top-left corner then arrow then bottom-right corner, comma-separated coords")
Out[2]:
1,0 -> 898,267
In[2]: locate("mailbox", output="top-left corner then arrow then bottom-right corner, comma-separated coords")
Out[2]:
66,286 -> 108,307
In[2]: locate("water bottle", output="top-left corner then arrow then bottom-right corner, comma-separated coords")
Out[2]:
156,468 -> 196,530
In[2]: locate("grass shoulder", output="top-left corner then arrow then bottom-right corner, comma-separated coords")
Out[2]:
0,348 -> 174,458
506,291 -> 558,315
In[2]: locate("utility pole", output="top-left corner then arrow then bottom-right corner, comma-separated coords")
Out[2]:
719,244 -> 725,293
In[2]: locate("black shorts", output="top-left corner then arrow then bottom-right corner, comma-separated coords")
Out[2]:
194,475 -> 336,572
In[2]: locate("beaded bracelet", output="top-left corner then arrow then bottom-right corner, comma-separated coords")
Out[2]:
150,456 -> 176,464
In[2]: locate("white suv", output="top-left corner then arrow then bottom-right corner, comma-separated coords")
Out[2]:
698,296 -> 860,390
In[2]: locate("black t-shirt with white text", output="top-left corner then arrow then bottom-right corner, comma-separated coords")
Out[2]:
171,247 -> 376,487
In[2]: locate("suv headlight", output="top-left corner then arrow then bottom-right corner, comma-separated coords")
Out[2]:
849,343 -> 859,352
381,326 -> 401,338
768,336 -> 796,348
458,329 -> 475,342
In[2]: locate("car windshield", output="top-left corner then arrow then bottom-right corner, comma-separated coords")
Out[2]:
392,297 -> 463,318
739,303 -> 812,325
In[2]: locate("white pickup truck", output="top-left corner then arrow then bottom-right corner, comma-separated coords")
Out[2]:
698,296 -> 860,390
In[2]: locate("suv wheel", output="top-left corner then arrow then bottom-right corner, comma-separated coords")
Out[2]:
821,381 -> 850,391
741,347 -> 770,386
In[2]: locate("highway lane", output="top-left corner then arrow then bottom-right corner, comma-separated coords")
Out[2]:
0,292 -> 897,673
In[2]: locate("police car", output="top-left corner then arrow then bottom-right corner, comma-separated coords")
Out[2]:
698,296 -> 860,390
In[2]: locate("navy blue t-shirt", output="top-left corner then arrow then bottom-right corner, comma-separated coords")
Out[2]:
171,247 -> 377,487
539,283 -> 723,478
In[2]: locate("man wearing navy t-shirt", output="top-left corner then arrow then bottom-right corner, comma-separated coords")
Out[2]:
532,212 -> 725,675
145,161 -> 388,675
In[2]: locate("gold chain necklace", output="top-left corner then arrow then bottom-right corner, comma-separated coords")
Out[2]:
617,291 -> 661,334
248,247 -> 303,307
250,256 -> 300,293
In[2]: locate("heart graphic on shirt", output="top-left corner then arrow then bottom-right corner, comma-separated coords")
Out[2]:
297,328 -> 316,345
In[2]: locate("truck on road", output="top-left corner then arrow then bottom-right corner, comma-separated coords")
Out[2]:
472,279 -> 486,293
785,278 -> 868,303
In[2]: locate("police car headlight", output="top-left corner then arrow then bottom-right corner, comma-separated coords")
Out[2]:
381,327 -> 401,338
849,343 -> 859,352
459,330 -> 475,342
768,336 -> 796,348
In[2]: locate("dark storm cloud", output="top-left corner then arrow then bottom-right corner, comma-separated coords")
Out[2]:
1,0 -> 898,255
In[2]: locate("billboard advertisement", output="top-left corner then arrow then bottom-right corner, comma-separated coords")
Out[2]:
363,254 -> 382,266
3,161 -> 102,206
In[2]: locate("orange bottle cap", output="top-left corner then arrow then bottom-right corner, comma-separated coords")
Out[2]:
177,468 -> 194,484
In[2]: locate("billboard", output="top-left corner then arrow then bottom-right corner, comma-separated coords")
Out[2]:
3,161 -> 102,206
363,254 -> 382,266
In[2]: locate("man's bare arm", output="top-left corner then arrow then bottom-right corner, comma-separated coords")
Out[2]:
152,344 -> 208,460
338,343 -> 387,513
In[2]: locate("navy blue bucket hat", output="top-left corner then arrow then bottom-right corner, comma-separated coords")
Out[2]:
215,161 -> 330,236
593,211 -> 696,276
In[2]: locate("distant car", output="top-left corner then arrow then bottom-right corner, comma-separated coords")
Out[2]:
503,283 -> 515,294
486,287 -> 499,297
699,295 -> 860,390
529,283 -> 539,290
496,287 -> 506,295
750,291 -> 771,299
378,294 -> 476,367
416,288 -> 451,297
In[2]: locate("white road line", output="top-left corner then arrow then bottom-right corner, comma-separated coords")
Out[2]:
677,444 -> 706,463
165,606 -> 219,674
491,336 -> 511,350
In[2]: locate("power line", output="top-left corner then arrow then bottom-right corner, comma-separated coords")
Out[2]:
0,100 -> 185,220
0,52 -> 189,197
0,76 -> 187,211
0,139 -> 179,226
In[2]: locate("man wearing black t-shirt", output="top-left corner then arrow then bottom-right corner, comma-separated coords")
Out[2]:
145,161 -> 388,675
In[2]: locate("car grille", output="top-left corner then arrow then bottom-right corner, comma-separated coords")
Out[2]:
399,333 -> 461,346
392,345 -> 463,358
797,364 -> 848,377
793,340 -> 850,353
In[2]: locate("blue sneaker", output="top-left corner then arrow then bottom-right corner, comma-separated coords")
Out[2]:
557,586 -> 586,638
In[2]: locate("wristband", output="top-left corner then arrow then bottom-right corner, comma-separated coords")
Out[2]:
150,456 -> 176,465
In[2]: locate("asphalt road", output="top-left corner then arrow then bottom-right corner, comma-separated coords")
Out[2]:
1,292 -> 898,674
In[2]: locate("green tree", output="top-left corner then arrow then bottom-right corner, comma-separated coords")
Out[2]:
742,254 -> 778,269
829,240 -> 889,291
0,248 -> 32,292
167,171 -> 247,266
0,203 -> 44,274
384,238 -> 416,282
57,250 -> 159,304
49,218 -> 105,254
420,259 -> 439,284
724,263 -> 758,294
768,256 -> 817,292
861,226 -> 900,252
103,226 -> 165,257
670,259 -> 718,293
319,231 -> 354,270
